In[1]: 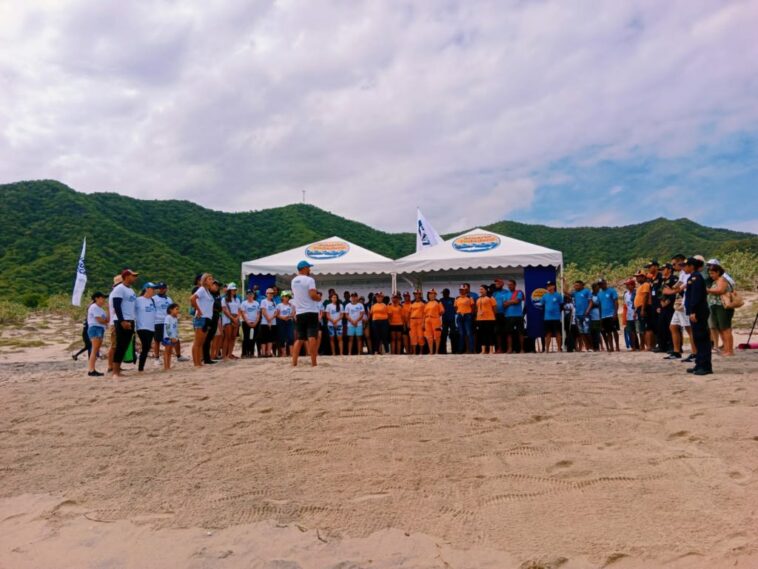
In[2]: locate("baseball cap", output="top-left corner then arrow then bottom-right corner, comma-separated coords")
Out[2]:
265,288 -> 275,294
121,269 -> 139,278
281,290 -> 292,298
706,258 -> 721,267
297,260 -> 313,271
663,263 -> 673,270
545,280 -> 555,286
693,255 -> 705,263
112,275 -> 123,286
685,256 -> 703,267
624,278 -> 635,286
634,270 -> 647,277
156,281 -> 167,289
143,282 -> 157,289
645,259 -> 660,267
246,289 -> 255,294
428,288 -> 438,294
227,282 -> 238,290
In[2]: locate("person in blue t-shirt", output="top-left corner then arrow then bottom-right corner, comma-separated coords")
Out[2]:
491,278 -> 510,352
589,282 -> 602,351
539,281 -> 563,353
597,279 -> 620,352
570,280 -> 593,352
503,279 -> 525,353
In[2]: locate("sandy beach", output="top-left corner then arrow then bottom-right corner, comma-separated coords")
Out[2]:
1,342 -> 757,568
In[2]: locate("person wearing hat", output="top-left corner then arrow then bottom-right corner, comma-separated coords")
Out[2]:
258,287 -> 278,357
135,282 -> 158,372
643,260 -> 664,351
633,270 -> 653,350
370,292 -> 390,354
622,278 -> 639,350
275,290 -> 296,357
387,293 -> 405,355
539,280 -> 564,353
684,257 -> 712,375
291,260 -> 322,367
662,254 -> 694,361
423,289 -> 445,355
656,264 -> 677,354
408,290 -> 426,355
570,280 -> 593,352
221,283 -> 242,360
110,269 -> 139,377
454,285 -> 475,354
86,292 -> 109,376
105,274 -> 123,373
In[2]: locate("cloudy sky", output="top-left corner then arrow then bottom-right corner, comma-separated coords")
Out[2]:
1,0 -> 757,233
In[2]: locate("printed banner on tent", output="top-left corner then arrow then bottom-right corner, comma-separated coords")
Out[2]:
305,240 -> 350,260
451,232 -> 501,253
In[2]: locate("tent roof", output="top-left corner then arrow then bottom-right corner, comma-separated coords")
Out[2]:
241,236 -> 395,276
394,228 -> 562,273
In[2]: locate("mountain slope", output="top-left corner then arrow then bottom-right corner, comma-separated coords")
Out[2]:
1,180 -> 755,296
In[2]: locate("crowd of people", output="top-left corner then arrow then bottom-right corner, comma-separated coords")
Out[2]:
76,254 -> 741,376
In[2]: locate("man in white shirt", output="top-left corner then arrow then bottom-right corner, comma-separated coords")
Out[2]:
291,260 -> 322,367
110,268 -> 139,377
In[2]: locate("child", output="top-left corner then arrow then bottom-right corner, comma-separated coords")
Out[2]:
162,303 -> 180,370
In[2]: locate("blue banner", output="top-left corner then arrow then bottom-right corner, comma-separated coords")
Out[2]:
524,266 -> 558,339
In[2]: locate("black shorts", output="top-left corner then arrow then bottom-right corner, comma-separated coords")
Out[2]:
544,320 -> 562,335
601,317 -> 619,333
296,312 -> 320,340
390,324 -> 404,333
154,323 -> 165,341
505,316 -> 524,334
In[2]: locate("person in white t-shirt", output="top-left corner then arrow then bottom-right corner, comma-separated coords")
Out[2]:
190,273 -> 215,367
111,269 -> 139,377
239,289 -> 261,358
107,274 -> 122,373
276,292 -> 296,356
86,292 -> 109,377
135,283 -> 158,372
291,260 -> 322,367
344,293 -> 365,355
221,283 -> 241,360
259,288 -> 278,357
325,293 -> 344,356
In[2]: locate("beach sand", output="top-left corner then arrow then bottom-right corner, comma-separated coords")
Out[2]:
1,334 -> 757,568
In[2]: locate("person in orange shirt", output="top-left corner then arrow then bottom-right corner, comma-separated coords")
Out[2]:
408,290 -> 426,354
454,286 -> 475,353
387,294 -> 405,354
633,271 -> 653,351
424,289 -> 445,354
370,292 -> 390,354
401,292 -> 412,354
476,285 -> 497,354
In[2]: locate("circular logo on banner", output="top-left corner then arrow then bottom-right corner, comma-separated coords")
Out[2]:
530,287 -> 547,308
305,240 -> 350,260
451,233 -> 501,253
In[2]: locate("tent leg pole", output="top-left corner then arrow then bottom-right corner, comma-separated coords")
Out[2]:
391,273 -> 397,295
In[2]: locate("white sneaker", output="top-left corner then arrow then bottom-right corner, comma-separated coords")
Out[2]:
153,359 -> 161,367
177,356 -> 190,362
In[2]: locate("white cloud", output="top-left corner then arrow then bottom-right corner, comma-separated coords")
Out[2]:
1,0 -> 757,231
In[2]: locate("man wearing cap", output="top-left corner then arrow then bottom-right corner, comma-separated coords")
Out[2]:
597,279 -> 620,352
291,260 -> 322,366
539,280 -> 563,353
110,269 -> 139,377
107,274 -> 123,373
645,260 -> 663,351
504,279 -> 526,353
684,257 -> 712,375
135,283 -> 158,372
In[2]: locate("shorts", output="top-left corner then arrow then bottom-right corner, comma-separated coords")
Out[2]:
328,323 -> 344,337
389,324 -> 404,333
347,324 -> 363,337
278,320 -> 295,346
295,312 -> 320,340
635,317 -> 649,334
708,304 -> 733,331
154,323 -> 165,342
505,316 -> 524,334
544,320 -> 562,335
87,326 -> 105,340
601,317 -> 619,333
409,319 -> 425,346
670,310 -> 690,328
258,324 -> 275,343
574,315 -> 590,334
161,337 -> 176,347
193,317 -> 208,330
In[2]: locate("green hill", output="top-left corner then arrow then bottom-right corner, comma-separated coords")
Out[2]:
1,180 -> 755,297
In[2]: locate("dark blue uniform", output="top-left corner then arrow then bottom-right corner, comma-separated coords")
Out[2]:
685,271 -> 712,373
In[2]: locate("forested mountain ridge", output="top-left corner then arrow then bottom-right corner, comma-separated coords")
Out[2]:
1,180 -> 755,296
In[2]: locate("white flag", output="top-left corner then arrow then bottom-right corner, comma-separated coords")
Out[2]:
71,238 -> 87,307
416,208 -> 442,252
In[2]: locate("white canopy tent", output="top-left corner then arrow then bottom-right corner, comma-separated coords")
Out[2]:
241,236 -> 397,297
393,227 -> 563,294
